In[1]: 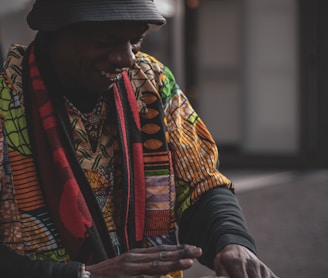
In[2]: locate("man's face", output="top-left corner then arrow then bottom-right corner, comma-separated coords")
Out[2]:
49,21 -> 148,95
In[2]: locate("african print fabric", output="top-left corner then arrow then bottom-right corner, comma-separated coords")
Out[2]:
0,45 -> 70,262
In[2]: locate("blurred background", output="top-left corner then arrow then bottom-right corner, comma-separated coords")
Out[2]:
1,0 -> 327,277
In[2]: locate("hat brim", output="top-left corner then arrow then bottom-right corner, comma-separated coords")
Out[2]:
27,0 -> 166,31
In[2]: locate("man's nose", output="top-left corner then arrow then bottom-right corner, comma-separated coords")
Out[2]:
108,43 -> 136,70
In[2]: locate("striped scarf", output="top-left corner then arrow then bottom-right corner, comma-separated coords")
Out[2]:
23,44 -> 146,263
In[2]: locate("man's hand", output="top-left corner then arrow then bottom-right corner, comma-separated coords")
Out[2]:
214,244 -> 279,278
86,244 -> 202,277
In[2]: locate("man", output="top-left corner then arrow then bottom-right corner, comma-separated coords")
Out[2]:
0,0 -> 277,277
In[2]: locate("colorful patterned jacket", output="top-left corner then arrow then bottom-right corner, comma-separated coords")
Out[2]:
0,44 -> 247,277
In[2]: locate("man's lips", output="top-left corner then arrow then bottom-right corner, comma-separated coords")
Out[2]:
100,70 -> 122,83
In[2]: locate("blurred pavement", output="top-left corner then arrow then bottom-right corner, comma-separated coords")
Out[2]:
183,169 -> 328,278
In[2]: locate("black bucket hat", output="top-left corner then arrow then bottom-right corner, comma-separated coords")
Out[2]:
27,0 -> 166,31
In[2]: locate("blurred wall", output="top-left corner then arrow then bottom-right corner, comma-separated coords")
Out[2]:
0,1 -> 35,55
243,0 -> 299,154
198,0 -> 242,146
197,0 -> 299,155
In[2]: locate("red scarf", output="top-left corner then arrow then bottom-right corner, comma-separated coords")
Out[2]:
25,45 -> 145,262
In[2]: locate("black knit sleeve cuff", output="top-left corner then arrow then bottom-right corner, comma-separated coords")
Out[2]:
0,244 -> 81,278
178,186 -> 256,269
215,232 -> 257,257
